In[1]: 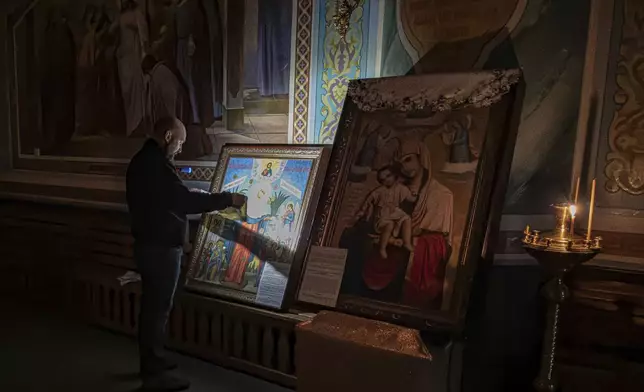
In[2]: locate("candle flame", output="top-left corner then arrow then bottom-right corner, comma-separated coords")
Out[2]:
569,204 -> 577,217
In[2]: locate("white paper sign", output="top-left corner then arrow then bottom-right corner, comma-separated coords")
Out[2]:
297,246 -> 348,307
255,262 -> 290,309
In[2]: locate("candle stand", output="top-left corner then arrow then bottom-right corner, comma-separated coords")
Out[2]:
522,204 -> 602,392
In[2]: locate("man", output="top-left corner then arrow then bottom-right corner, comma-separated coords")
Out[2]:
126,117 -> 246,391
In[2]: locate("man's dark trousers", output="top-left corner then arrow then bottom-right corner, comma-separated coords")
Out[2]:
134,243 -> 183,376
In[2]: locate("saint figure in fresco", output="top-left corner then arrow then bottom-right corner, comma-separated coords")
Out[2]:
146,0 -> 176,65
96,7 -> 127,136
39,7 -> 75,152
257,0 -> 292,96
142,54 -> 191,126
74,5 -> 124,137
175,0 -> 216,125
75,5 -> 103,137
282,203 -> 295,232
116,0 -> 148,136
204,0 -> 224,119
355,165 -> 416,259
340,138 -> 453,309
175,0 -> 199,123
142,54 -> 212,158
261,162 -> 273,177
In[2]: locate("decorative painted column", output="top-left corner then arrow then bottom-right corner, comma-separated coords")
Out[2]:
290,0 -> 315,144
308,0 -> 381,144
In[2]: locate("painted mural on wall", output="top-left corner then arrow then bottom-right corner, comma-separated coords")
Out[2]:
596,0 -> 644,210
380,0 -> 590,214
313,0 -> 590,214
11,0 -> 298,168
15,0 -> 224,161
381,0 -> 522,76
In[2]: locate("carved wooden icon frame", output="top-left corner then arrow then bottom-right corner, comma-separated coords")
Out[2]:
306,71 -> 524,331
185,144 -> 331,309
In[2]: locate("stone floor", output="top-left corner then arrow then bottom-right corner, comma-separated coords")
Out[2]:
0,300 -> 290,392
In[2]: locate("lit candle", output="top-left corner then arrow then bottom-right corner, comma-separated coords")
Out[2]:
573,177 -> 580,205
569,204 -> 576,237
586,179 -> 596,240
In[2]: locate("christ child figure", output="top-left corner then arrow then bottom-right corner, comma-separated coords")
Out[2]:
356,166 -> 417,259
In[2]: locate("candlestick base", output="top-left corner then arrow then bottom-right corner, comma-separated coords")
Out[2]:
522,220 -> 601,392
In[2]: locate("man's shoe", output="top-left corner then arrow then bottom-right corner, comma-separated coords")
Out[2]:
141,373 -> 190,392
140,359 -> 178,376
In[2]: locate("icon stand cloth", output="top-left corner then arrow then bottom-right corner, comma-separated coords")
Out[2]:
296,311 -> 442,392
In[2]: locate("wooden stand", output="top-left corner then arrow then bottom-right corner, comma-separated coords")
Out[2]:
296,311 -> 435,392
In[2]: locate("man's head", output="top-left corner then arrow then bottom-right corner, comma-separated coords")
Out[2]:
377,166 -> 397,187
267,162 -> 272,168
153,117 -> 186,160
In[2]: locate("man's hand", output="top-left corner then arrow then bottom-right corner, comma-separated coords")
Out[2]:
230,193 -> 247,209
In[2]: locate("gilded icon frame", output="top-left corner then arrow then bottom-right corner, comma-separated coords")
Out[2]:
306,71 -> 524,330
185,144 -> 331,308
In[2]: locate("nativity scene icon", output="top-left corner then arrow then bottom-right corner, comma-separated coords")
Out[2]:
193,157 -> 313,294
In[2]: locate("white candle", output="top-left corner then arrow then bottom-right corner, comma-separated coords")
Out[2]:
573,177 -> 580,205
586,179 -> 596,240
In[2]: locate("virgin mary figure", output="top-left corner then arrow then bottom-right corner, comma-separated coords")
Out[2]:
340,138 -> 453,309
116,0 -> 148,136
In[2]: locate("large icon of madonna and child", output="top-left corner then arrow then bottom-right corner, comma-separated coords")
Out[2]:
186,145 -> 330,307
339,136 -> 456,310
308,71 -> 522,325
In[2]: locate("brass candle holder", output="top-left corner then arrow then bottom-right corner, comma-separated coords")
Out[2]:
522,202 -> 601,392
